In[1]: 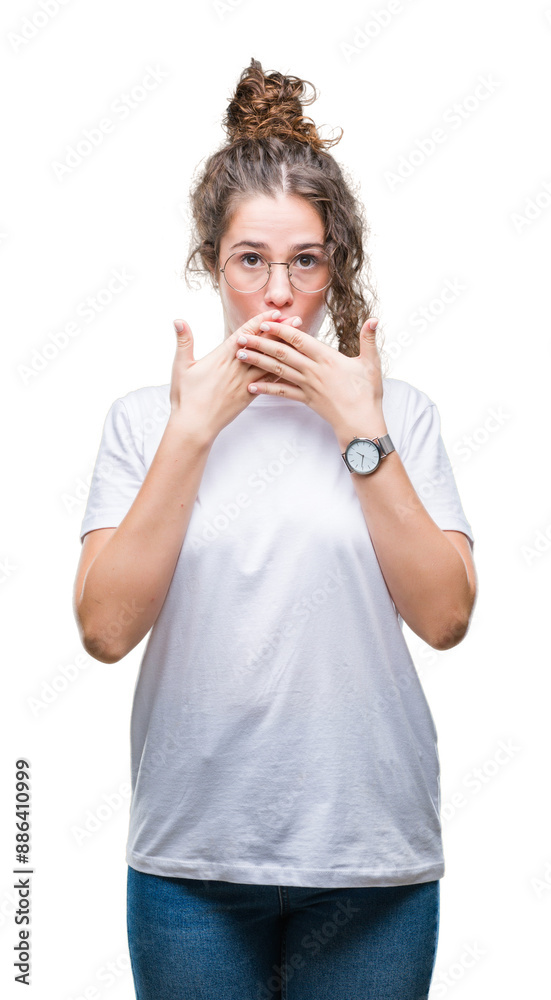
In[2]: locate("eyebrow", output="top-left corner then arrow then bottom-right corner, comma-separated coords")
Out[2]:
228,240 -> 326,253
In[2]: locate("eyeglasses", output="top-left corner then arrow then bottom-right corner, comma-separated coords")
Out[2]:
219,249 -> 334,294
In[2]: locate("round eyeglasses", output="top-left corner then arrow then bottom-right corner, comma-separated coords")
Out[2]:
219,249 -> 334,294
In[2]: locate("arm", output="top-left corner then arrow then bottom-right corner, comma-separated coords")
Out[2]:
334,419 -> 477,651
229,314 -> 476,648
73,416 -> 213,663
74,308 -> 292,663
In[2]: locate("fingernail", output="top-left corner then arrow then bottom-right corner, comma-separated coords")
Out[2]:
369,318 -> 379,330
259,322 -> 270,331
271,310 -> 281,318
292,317 -> 302,327
174,320 -> 184,333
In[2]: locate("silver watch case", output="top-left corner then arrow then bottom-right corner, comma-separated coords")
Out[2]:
341,434 -> 395,475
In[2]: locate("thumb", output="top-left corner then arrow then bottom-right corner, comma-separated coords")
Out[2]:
360,317 -> 379,338
173,319 -> 193,350
359,317 -> 379,349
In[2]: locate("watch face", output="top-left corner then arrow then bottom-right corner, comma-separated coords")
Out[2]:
346,439 -> 380,474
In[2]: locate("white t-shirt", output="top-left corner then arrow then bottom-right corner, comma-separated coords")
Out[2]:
80,377 -> 474,888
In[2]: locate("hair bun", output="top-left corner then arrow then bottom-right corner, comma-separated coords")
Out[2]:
222,57 -> 342,152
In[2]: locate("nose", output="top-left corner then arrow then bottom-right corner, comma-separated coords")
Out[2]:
263,263 -> 294,309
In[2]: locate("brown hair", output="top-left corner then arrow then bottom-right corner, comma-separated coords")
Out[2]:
183,57 -> 388,370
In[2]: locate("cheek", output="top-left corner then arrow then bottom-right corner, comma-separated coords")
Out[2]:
299,305 -> 324,331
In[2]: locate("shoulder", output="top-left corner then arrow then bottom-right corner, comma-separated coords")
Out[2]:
107,384 -> 171,461
115,383 -> 171,423
382,377 -> 436,439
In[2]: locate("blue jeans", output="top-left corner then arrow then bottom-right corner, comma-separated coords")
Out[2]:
127,865 -> 440,999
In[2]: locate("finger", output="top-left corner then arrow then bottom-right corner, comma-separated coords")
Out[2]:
173,319 -> 193,349
235,324 -> 308,375
261,316 -> 303,344
255,320 -> 317,359
360,318 -> 379,340
246,361 -> 286,384
247,376 -> 299,397
171,321 -> 195,376
237,346 -> 304,384
232,310 -> 283,343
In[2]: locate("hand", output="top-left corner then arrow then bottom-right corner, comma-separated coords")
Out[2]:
233,317 -> 386,436
168,310 -> 304,442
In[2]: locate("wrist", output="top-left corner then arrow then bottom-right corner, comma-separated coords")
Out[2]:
166,411 -> 216,451
334,415 -> 389,453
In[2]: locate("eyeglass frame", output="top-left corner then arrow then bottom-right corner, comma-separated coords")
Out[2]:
218,246 -> 336,294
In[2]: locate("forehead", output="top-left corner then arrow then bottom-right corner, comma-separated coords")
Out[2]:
223,193 -> 324,245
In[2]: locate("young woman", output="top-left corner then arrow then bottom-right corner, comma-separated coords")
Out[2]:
74,57 -> 477,1000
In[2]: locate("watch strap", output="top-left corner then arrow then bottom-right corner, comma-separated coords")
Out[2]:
372,433 -> 395,457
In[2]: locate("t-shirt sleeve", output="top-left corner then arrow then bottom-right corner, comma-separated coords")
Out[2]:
398,402 -> 474,551
79,397 -> 146,543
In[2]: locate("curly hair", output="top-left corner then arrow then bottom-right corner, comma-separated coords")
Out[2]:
183,57 -> 388,370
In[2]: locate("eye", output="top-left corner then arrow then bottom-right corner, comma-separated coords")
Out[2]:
294,254 -> 318,268
239,253 -> 264,268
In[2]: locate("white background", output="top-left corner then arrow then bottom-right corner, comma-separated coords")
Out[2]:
1,0 -> 550,997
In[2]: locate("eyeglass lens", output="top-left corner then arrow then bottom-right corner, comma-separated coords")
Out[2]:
222,251 -> 332,293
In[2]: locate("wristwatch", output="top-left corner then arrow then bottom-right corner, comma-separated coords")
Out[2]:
341,434 -> 395,475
